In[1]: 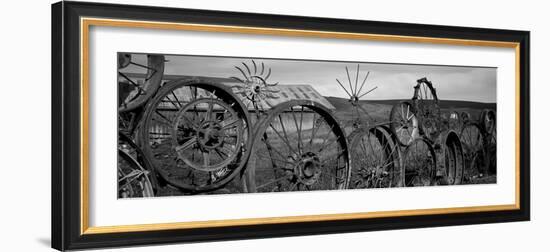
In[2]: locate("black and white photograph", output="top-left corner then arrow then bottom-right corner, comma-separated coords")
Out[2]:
117,53 -> 497,198
42,1 -> 536,251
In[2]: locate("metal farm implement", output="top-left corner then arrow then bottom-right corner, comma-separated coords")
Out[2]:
117,54 -> 497,197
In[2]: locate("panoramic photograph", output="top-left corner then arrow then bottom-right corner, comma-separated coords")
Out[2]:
117,53 -> 497,198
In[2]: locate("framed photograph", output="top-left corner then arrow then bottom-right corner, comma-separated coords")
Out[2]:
52,1 -> 530,250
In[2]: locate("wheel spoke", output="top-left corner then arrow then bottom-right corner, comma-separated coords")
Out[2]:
256,174 -> 293,189
155,110 -> 173,124
203,152 -> 210,167
290,107 -> 302,152
308,113 -> 318,148
270,119 -> 298,156
175,137 -> 197,152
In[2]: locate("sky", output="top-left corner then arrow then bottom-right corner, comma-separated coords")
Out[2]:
125,53 -> 497,103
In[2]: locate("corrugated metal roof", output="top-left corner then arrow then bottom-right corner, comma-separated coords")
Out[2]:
223,82 -> 335,111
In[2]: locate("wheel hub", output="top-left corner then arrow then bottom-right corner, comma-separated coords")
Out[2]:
349,95 -> 360,106
294,152 -> 321,186
197,121 -> 224,149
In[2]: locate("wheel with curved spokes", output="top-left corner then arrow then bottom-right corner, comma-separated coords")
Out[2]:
118,132 -> 155,198
460,123 -> 487,183
348,126 -> 402,189
245,100 -> 350,193
402,138 -> 436,187
141,78 -> 252,193
390,101 -> 420,146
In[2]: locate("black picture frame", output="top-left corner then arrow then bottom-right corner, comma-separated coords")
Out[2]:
51,1 -> 530,251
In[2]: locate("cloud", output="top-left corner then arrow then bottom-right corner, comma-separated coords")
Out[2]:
127,53 -> 496,102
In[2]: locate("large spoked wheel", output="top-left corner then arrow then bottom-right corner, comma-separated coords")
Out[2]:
443,131 -> 465,185
460,123 -> 487,183
402,138 -> 436,187
141,78 -> 253,193
390,101 -> 420,146
413,78 -> 441,142
348,126 -> 402,189
245,100 -> 350,193
118,132 -> 155,198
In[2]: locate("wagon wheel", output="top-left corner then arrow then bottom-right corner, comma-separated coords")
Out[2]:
118,132 -> 155,198
413,78 -> 441,142
443,131 -> 465,185
460,123 -> 487,182
141,78 -> 252,193
118,53 -> 165,112
402,138 -> 437,187
348,126 -> 402,189
390,101 -> 420,146
448,110 -> 461,131
245,100 -> 350,193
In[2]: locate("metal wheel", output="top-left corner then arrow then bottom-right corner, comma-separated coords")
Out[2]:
460,123 -> 487,183
403,138 -> 436,187
413,78 -> 441,142
348,126 -> 402,189
390,101 -> 420,146
245,100 -> 350,193
443,131 -> 465,185
118,132 -> 155,198
230,60 -> 280,113
141,78 -> 252,193
118,53 -> 165,112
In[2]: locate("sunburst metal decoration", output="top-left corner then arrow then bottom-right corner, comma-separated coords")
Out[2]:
336,64 -> 378,128
231,60 -> 280,113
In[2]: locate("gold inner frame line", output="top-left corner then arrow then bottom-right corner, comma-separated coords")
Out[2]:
80,17 -> 521,235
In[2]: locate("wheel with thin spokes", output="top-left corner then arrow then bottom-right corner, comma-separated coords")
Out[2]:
390,101 -> 420,146
460,123 -> 487,182
402,138 -> 436,187
118,132 -> 155,198
141,78 -> 252,193
348,126 -> 402,189
245,100 -> 350,193
413,78 -> 441,142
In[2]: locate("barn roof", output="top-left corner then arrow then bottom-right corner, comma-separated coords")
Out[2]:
122,73 -> 336,111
